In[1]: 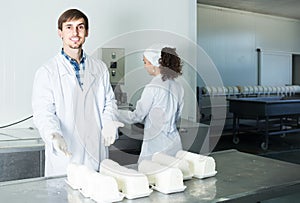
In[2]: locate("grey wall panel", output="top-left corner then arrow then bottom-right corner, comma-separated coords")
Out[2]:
255,16 -> 300,52
0,151 -> 45,182
197,5 -> 300,87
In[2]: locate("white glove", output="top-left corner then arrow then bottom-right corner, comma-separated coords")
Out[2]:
101,120 -> 124,147
51,133 -> 72,157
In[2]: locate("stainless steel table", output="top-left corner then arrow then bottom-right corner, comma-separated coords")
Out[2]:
0,128 -> 43,149
1,149 -> 300,203
228,97 -> 300,150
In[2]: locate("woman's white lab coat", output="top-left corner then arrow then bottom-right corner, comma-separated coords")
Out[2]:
32,53 -> 117,176
118,74 -> 184,162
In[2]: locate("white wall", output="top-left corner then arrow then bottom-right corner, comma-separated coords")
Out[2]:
197,4 -> 300,86
0,0 -> 197,128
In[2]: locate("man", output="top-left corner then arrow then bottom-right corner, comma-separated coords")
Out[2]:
32,9 -> 123,177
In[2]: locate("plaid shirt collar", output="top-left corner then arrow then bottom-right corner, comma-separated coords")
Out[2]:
61,49 -> 86,71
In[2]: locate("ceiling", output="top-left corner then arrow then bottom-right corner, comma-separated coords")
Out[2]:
197,0 -> 300,20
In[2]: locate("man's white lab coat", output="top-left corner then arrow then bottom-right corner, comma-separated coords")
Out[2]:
32,53 -> 117,176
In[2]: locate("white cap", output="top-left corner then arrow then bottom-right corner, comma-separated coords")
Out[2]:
143,43 -> 173,67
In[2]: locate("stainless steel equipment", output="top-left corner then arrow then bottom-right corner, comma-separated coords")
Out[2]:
100,48 -> 125,85
1,150 -> 300,202
0,128 -> 44,181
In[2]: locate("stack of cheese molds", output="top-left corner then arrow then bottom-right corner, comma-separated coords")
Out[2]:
100,159 -> 152,199
138,159 -> 186,194
66,151 -> 217,201
176,150 -> 217,179
66,163 -> 124,202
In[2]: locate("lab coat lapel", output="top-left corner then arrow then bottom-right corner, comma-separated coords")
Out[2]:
58,54 -> 76,77
58,54 -> 81,91
82,70 -> 96,95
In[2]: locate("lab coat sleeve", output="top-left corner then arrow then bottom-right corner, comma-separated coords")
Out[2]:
99,66 -> 121,141
32,67 -> 62,145
118,86 -> 155,124
100,66 -> 118,123
175,88 -> 184,122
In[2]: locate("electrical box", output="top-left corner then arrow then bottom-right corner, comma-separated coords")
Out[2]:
101,48 -> 125,85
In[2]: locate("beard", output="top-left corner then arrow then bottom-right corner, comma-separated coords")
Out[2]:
69,43 -> 82,49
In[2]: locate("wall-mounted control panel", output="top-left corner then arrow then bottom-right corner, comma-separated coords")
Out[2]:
101,48 -> 125,84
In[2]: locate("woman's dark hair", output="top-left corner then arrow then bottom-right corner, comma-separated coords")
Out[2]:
159,47 -> 182,81
58,9 -> 89,30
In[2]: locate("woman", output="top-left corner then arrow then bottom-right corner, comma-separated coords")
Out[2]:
118,46 -> 184,162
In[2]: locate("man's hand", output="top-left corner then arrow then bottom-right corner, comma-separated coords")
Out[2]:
51,133 -> 72,157
101,120 -> 124,147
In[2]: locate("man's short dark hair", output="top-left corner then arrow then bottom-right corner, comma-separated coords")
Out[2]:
58,9 -> 89,30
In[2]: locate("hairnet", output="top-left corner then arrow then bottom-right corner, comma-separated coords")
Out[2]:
143,44 -> 173,67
